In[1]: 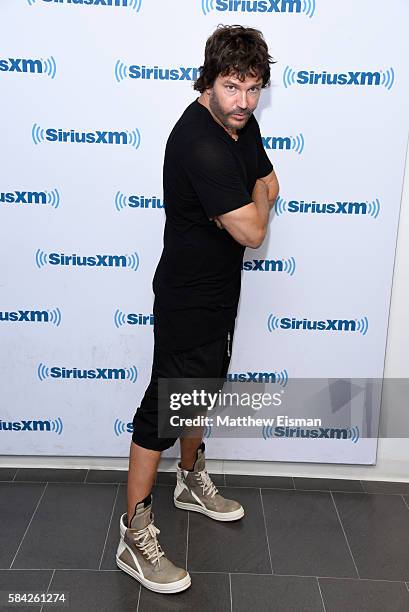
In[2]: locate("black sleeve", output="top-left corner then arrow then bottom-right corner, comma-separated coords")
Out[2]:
254,118 -> 274,179
182,136 -> 252,218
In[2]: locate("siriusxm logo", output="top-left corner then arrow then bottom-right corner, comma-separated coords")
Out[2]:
0,417 -> 63,434
27,0 -> 141,10
275,197 -> 380,219
115,192 -> 163,212
267,315 -> 369,335
0,308 -> 61,326
202,423 -> 213,439
114,419 -> 134,436
201,0 -> 316,17
242,257 -> 295,275
35,250 -> 140,271
262,424 -> 360,442
0,57 -> 56,79
283,66 -> 395,90
114,310 -> 154,328
38,363 -> 138,383
262,134 -> 304,154
227,369 -> 288,386
32,124 -> 140,149
115,61 -> 200,83
1,189 -> 60,209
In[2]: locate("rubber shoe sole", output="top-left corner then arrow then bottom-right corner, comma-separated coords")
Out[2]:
116,550 -> 191,594
174,497 -> 244,521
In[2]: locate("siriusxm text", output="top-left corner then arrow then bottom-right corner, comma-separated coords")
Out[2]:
262,137 -> 293,150
0,58 -> 42,73
226,372 -> 278,382
214,0 -> 302,12
128,65 -> 199,81
40,0 -> 129,5
45,253 -> 127,267
274,427 -> 349,438
1,310 -> 49,323
295,70 -> 381,86
0,420 -> 55,432
279,318 -> 359,331
47,368 -> 129,379
128,196 -> 163,208
1,191 -> 47,204
126,313 -> 154,326
43,130 -> 132,144
242,259 -> 284,272
287,201 -> 369,215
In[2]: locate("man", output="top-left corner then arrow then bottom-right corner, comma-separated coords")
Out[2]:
116,25 -> 279,594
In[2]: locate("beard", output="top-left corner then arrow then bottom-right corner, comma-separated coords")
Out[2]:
209,90 -> 252,132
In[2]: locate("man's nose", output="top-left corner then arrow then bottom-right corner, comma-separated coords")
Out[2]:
237,91 -> 248,109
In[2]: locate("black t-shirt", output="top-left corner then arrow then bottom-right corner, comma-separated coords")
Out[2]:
152,99 -> 273,352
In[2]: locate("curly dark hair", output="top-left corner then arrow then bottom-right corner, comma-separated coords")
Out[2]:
194,24 -> 274,93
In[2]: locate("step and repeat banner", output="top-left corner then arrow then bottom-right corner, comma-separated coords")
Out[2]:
1,0 -> 408,463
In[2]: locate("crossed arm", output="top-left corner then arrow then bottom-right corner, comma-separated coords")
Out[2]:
213,168 -> 279,249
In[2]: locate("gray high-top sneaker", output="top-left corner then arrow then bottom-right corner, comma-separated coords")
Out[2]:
174,442 -> 244,521
116,496 -> 191,593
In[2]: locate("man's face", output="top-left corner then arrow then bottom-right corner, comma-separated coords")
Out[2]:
207,72 -> 263,133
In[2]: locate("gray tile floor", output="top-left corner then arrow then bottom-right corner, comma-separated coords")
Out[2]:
0,468 -> 408,611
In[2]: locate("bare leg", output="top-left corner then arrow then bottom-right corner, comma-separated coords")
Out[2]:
180,430 -> 204,470
127,441 -> 161,527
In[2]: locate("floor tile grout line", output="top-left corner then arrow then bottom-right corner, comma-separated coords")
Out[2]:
3,477 -> 409,495
259,488 -> 274,575
39,568 -> 55,612
294,480 -> 364,494
186,570 -> 280,576
5,480 -> 117,485
189,571 -> 409,584
293,489 -> 363,494
0,483 -> 377,493
98,483 -> 120,571
330,491 -> 360,579
3,567 -> 407,583
228,573 -> 232,612
9,482 -> 49,569
185,511 -> 190,571
136,583 -> 141,612
157,484 -> 409,496
316,577 -> 327,612
4,469 -> 409,487
361,489 -> 409,496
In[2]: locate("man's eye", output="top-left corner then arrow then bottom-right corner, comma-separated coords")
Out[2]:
226,85 -> 236,91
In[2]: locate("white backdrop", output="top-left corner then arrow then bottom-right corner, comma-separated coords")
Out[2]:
1,0 -> 408,463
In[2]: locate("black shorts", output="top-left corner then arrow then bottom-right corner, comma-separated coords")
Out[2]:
132,328 -> 234,451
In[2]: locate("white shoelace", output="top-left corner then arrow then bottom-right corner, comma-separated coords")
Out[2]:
133,522 -> 165,567
195,469 -> 218,498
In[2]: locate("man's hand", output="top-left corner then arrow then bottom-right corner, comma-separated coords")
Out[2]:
210,217 -> 224,229
210,181 -> 269,249
258,169 -> 279,208
209,170 -> 279,247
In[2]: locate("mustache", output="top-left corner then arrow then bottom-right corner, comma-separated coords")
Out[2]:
229,109 -> 252,116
